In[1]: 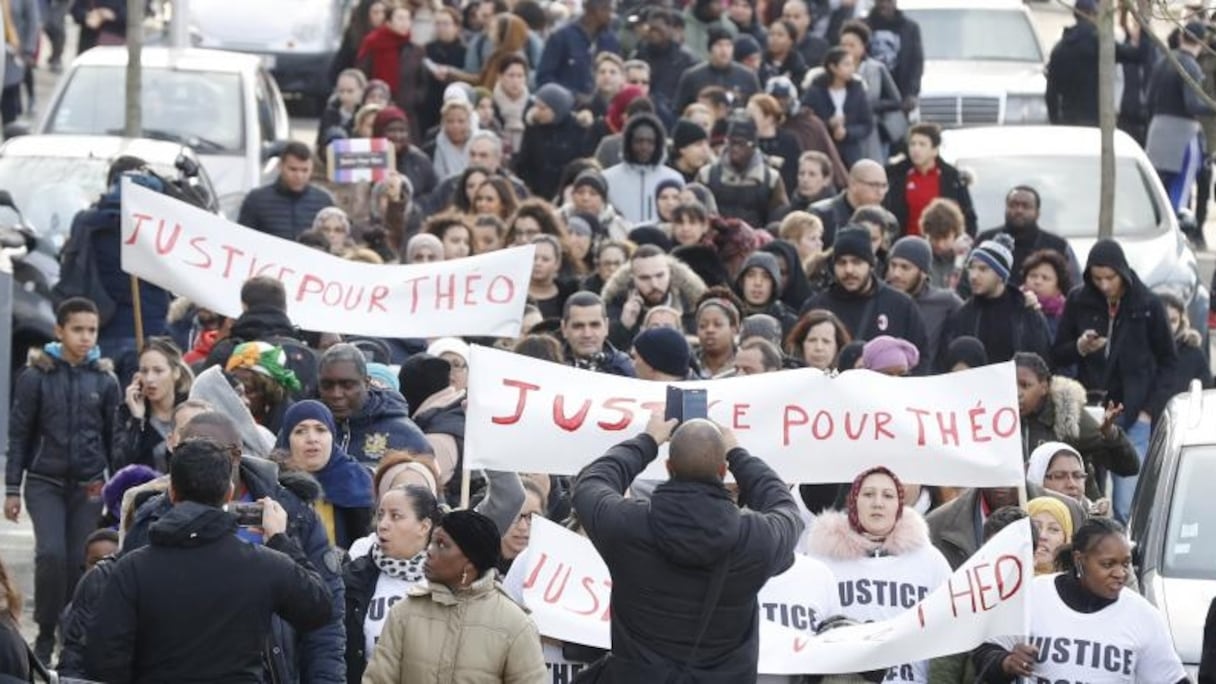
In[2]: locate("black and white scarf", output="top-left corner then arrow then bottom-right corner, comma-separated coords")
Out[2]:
371,543 -> 427,583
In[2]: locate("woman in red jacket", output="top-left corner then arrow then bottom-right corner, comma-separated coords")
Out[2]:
357,5 -> 427,139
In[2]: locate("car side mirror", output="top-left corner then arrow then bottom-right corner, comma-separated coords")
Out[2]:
2,121 -> 29,140
261,140 -> 288,163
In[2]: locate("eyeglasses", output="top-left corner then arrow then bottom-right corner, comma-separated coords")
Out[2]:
857,179 -> 889,190
1045,471 -> 1087,482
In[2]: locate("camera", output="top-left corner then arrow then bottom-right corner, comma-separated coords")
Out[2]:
227,502 -> 264,527
665,386 -> 708,425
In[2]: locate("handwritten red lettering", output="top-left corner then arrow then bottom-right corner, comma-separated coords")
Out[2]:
732,403 -> 751,430
554,396 -> 592,432
124,212 -> 152,245
492,379 -> 541,425
464,274 -> 482,306
597,398 -> 635,431
783,406 -> 808,446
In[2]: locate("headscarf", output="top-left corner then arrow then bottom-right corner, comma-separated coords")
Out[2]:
1027,496 -> 1074,547
433,100 -> 478,178
406,233 -> 445,262
189,366 -> 275,458
846,466 -> 905,536
1026,441 -> 1083,490
606,85 -> 646,133
225,342 -> 302,394
275,401 -> 374,509
439,509 -> 501,574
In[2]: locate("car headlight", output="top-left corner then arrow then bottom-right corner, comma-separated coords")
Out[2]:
1006,94 -> 1049,124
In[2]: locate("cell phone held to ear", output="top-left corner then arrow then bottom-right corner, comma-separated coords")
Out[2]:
227,502 -> 264,527
665,386 -> 708,425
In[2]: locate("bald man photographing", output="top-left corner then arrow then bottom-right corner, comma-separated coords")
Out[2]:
572,412 -> 801,680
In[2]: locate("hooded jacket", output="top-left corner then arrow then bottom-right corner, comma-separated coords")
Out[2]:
734,251 -> 797,334
759,240 -> 814,311
602,256 -> 709,347
339,387 -> 430,466
6,346 -> 120,494
85,501 -> 332,683
602,115 -> 685,224
119,458 -> 347,683
188,366 -> 276,459
1051,239 -> 1177,424
571,434 -> 802,681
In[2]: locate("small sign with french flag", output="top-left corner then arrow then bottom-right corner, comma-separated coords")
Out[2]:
326,138 -> 397,183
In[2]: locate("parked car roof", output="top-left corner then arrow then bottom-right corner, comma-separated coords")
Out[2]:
68,46 -> 264,72
941,125 -> 1145,159
0,133 -> 206,161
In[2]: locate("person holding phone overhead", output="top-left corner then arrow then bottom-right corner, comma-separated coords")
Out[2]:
571,410 -> 802,681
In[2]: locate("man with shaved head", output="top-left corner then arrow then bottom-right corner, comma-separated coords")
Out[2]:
811,158 -> 889,245
572,411 -> 801,679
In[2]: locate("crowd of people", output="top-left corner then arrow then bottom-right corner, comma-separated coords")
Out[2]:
4,0 -> 1216,680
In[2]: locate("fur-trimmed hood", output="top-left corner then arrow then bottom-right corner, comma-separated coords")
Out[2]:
807,508 -> 931,561
27,347 -> 114,374
600,255 -> 709,309
1044,375 -> 1087,441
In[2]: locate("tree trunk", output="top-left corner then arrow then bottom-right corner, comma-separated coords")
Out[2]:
1098,0 -> 1117,239
123,0 -> 141,137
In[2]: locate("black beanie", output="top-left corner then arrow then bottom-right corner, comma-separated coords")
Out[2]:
671,118 -> 709,152
632,327 -> 691,377
833,225 -> 875,267
439,509 -> 501,574
726,115 -> 757,144
573,169 -> 609,199
943,336 -> 989,371
397,353 -> 452,417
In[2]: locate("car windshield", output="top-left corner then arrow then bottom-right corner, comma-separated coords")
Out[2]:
1163,446 -> 1216,580
952,155 -> 1163,238
46,66 -> 244,154
904,9 -> 1043,62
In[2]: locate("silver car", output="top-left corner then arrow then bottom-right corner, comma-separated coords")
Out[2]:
35,46 -> 292,219
940,125 -> 1210,339
1129,381 -> 1216,680
902,0 -> 1048,126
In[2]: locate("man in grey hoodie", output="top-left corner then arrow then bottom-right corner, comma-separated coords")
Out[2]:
602,113 -> 684,224
884,236 -> 961,368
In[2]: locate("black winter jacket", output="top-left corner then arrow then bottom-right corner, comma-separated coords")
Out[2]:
1046,21 -> 1145,126
58,555 -> 117,678
203,306 -> 319,400
808,191 -> 857,248
959,222 -> 1080,298
120,460 -> 347,684
1051,239 -> 1177,424
84,502 -> 332,683
572,435 -> 802,682
6,349 -> 120,495
864,9 -> 924,99
940,286 -> 1052,365
634,41 -> 700,121
883,158 -> 978,237
236,179 -> 336,242
0,619 -> 28,683
514,114 -> 589,201
342,554 -> 380,683
673,61 -> 762,114
802,275 -> 930,371
803,75 -> 874,168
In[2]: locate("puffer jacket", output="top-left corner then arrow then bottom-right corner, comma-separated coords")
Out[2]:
1022,376 -> 1140,500
339,388 -> 430,466
360,571 -> 546,684
571,434 -> 802,681
602,114 -> 685,224
236,179 -> 336,242
6,346 -> 121,494
121,460 -> 347,683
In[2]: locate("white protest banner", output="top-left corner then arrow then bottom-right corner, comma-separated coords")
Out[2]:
505,517 -> 1033,675
120,181 -> 534,338
466,345 -> 1023,486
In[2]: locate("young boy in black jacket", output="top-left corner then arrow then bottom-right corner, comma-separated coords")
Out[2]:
5,297 -> 121,664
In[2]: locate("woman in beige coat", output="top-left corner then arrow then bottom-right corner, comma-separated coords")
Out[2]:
362,509 -> 546,684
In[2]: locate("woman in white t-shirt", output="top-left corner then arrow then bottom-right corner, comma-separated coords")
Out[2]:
342,484 -> 441,683
976,517 -> 1187,683
805,466 -> 951,683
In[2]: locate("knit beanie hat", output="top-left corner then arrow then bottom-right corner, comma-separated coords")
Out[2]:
734,34 -> 761,61
366,362 -> 400,392
102,464 -> 160,521
406,233 -> 445,262
889,236 -> 932,275
846,466 -> 905,536
707,25 -> 734,49
225,342 -> 302,393
861,335 -> 920,373
942,335 -> 988,371
628,225 -> 673,252
739,313 -> 782,346
397,353 -> 452,418
968,233 -> 1015,284
726,115 -> 758,144
372,106 -> 409,138
573,168 -> 609,199
427,337 -> 471,367
439,509 -> 502,574
534,83 -> 574,121
671,119 -> 709,152
832,225 -> 875,266
655,178 -> 684,204
632,327 -> 691,378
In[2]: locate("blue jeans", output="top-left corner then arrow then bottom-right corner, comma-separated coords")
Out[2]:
1113,418 -> 1151,524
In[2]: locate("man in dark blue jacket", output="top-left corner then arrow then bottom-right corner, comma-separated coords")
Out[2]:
318,343 -> 430,465
237,141 -> 335,242
1051,239 -> 1176,523
572,413 -> 801,681
535,0 -> 620,97
85,439 -> 332,683
117,411 -> 347,683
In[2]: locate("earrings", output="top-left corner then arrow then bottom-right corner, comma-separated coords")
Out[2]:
461,570 -> 468,585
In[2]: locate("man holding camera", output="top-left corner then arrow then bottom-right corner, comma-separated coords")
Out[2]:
83,439 -> 333,683
572,411 -> 802,680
